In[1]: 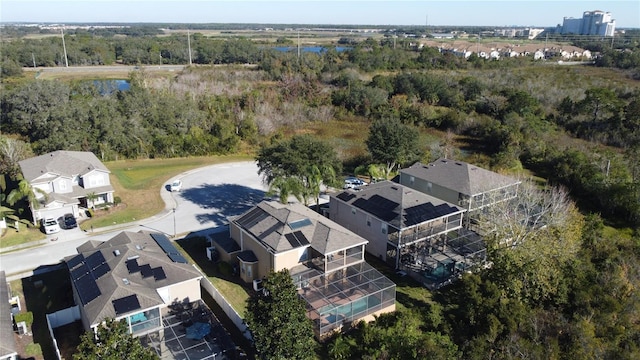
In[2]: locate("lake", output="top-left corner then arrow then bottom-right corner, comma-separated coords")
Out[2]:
92,79 -> 130,95
271,46 -> 351,53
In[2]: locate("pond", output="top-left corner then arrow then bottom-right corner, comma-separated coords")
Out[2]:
92,79 -> 130,95
271,46 -> 351,53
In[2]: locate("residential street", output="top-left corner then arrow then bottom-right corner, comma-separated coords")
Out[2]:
0,161 -> 268,280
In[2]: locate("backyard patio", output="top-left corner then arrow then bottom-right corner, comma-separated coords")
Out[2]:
139,300 -> 237,360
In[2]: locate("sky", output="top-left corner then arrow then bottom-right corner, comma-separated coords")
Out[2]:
2,0 -> 639,28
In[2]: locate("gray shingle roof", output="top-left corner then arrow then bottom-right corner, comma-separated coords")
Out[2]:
18,150 -> 110,183
401,159 -> 520,196
233,201 -> 368,255
66,231 -> 202,327
333,181 -> 464,229
0,271 -> 18,359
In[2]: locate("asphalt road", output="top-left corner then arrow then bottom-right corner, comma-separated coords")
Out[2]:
23,64 -> 186,74
0,161 -> 268,279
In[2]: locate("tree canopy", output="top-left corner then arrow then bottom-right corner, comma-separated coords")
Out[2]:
365,117 -> 422,178
256,134 -> 341,206
245,269 -> 316,360
73,318 -> 158,360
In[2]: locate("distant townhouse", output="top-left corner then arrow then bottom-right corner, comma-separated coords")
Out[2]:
18,150 -> 114,222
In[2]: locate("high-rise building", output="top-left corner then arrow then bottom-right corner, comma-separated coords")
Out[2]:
560,10 -> 615,37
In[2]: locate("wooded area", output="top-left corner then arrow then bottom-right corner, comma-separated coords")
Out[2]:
1,28 -> 639,359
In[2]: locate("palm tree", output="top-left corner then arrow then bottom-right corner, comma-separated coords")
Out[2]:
303,164 -> 337,210
86,192 -> 98,209
267,176 -> 304,204
1,175 -> 35,232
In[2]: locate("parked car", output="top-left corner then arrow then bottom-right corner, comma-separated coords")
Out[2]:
61,213 -> 77,229
41,218 -> 60,234
170,180 -> 182,192
343,177 -> 366,189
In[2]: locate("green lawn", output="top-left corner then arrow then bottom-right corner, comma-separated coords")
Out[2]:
176,236 -> 251,317
0,227 -> 46,250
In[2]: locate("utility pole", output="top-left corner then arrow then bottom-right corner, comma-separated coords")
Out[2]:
173,208 -> 176,238
61,28 -> 69,67
297,31 -> 301,61
187,29 -> 192,65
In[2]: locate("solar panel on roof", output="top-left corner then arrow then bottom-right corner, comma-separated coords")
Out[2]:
126,258 -> 140,273
85,251 -> 106,270
168,253 -> 188,263
353,195 -> 399,222
150,233 -> 188,263
112,294 -> 141,315
336,192 -> 356,202
140,264 -> 153,278
92,262 -> 111,279
75,274 -> 101,305
285,231 -> 310,248
66,254 -> 84,270
71,263 -> 90,281
236,207 -> 268,228
152,267 -> 167,281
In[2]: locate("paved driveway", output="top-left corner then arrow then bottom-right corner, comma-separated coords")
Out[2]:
144,161 -> 268,237
0,161 -> 268,278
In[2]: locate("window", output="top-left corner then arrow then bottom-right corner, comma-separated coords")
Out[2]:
351,207 -> 356,215
247,266 -> 252,278
381,223 -> 387,234
410,176 -> 415,184
366,216 -> 371,227
427,182 -> 432,193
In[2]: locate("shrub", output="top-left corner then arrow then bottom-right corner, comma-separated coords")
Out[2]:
14,311 -> 33,326
113,196 -> 122,206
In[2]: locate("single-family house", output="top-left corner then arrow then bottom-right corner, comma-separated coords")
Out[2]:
65,231 -> 202,336
0,271 -> 18,360
228,201 -> 396,338
18,150 -> 115,222
328,181 -> 465,268
399,159 -> 520,216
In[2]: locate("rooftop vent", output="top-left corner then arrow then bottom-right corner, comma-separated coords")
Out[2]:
122,278 -> 130,285
126,255 -> 139,260
113,249 -> 121,256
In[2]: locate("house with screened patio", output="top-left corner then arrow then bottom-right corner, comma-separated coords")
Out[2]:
329,181 -> 486,289
227,200 -> 396,338
399,159 -> 520,218
64,231 -> 202,336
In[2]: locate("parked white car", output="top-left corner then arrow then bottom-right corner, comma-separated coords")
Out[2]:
170,180 -> 183,192
41,218 -> 60,234
343,177 -> 366,189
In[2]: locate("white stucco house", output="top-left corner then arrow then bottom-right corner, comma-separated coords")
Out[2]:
18,150 -> 115,222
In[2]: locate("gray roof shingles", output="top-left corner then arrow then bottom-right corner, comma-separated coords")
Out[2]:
333,181 -> 464,229
66,231 -> 202,326
18,150 -> 110,183
233,201 -> 367,255
401,158 -> 520,196
0,271 -> 18,358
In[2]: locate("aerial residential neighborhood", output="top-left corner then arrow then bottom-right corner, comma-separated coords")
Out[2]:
1,2 -> 639,359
